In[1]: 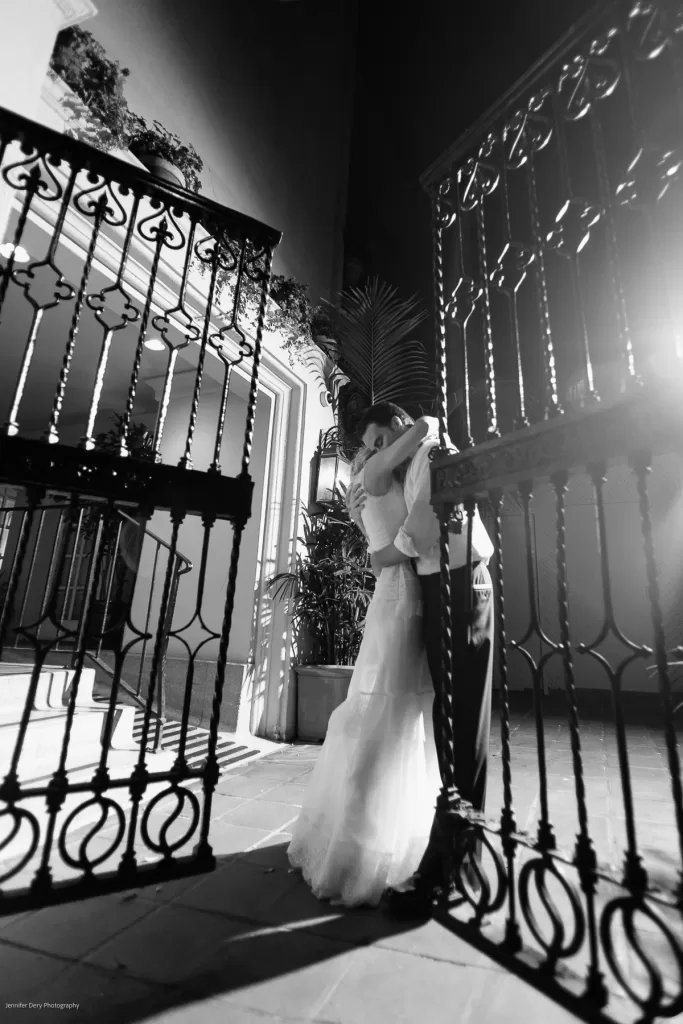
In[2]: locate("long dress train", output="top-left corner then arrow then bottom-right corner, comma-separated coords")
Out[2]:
287,472 -> 441,907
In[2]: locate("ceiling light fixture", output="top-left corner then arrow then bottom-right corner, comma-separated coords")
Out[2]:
144,338 -> 166,351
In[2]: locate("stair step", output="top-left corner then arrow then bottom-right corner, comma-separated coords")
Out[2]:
131,711 -> 263,775
0,664 -> 96,713
0,705 -> 136,783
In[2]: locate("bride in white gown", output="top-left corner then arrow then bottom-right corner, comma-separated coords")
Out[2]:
288,417 -> 442,907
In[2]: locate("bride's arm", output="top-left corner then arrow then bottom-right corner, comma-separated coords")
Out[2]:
364,416 -> 434,494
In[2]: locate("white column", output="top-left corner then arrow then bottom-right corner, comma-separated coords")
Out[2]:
0,0 -> 97,241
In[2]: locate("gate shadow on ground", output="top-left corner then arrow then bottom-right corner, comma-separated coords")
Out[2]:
0,841 -> 429,1023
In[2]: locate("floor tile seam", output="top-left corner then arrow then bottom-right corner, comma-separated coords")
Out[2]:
305,942 -> 360,1021
0,896 -> 163,968
0,931 -> 171,991
206,997 -> 330,1024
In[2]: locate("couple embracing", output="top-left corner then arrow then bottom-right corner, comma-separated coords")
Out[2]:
287,402 -> 494,916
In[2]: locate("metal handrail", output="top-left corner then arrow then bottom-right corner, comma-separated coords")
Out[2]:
116,508 -> 192,575
0,104 -> 282,251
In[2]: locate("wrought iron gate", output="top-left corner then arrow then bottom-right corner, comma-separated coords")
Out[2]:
423,2 -> 683,1022
0,105 -> 280,910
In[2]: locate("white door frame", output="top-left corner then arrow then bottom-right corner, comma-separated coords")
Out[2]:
238,353 -> 307,741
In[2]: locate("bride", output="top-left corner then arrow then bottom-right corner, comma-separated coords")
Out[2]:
288,416 -> 441,907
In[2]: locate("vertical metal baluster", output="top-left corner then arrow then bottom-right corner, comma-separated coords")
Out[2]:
454,175 -> 476,449
490,488 -> 522,951
73,508 -> 99,659
5,165 -> 77,436
549,89 -> 598,404
432,183 -> 460,900
47,196 -> 107,444
494,154 -> 530,429
197,244 -> 275,864
119,514 -> 183,879
588,102 -> 638,392
0,489 -> 41,653
175,517 -> 214,772
631,451 -> 683,902
43,508 -> 71,651
59,507 -> 86,641
82,196 -> 141,450
552,469 -> 607,1006
526,141 -> 563,418
0,165 -> 41,320
3,491 -> 77,796
210,245 -> 246,472
516,481 -> 556,851
138,539 -> 160,698
32,506 -> 109,894
475,200 -> 499,437
210,361 -> 233,473
619,13 -> 682,363
44,506 -> 82,665
95,516 -> 123,660
153,546 -> 177,753
121,223 -> 167,457
1,507 -> 28,643
583,462 -> 648,895
153,221 -> 198,460
97,515 -> 135,767
180,241 -> 221,470
19,507 -> 46,645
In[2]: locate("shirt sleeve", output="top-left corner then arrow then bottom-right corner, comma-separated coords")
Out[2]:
394,442 -> 441,558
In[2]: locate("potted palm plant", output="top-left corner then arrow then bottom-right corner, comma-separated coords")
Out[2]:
267,497 -> 374,741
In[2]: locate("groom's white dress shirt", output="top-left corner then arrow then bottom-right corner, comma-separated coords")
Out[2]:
393,418 -> 494,574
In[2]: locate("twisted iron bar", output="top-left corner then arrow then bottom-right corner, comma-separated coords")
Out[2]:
490,489 -> 522,952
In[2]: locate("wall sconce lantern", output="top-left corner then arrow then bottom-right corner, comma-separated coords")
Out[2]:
311,428 -> 351,507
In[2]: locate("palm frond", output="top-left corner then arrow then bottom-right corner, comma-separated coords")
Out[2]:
325,278 -> 433,408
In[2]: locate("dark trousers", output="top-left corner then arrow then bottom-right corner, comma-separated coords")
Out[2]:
417,561 -> 494,880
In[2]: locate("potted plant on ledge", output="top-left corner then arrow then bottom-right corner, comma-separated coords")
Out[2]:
125,113 -> 203,193
267,496 -> 374,741
49,25 -> 131,152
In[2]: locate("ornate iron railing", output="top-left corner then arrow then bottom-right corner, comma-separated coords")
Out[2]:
0,103 -> 281,908
0,499 -> 192,750
422,2 -> 683,1022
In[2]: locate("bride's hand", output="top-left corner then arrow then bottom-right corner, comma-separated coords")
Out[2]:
346,480 -> 366,525
416,414 -> 439,435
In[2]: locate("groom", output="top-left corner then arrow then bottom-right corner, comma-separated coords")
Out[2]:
347,401 -> 494,915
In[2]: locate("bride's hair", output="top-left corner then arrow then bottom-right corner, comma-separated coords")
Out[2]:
351,445 -> 375,480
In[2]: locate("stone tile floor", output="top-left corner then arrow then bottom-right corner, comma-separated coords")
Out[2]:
0,700 -> 681,1024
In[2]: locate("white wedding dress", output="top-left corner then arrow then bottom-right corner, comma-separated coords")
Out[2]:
287,469 -> 441,907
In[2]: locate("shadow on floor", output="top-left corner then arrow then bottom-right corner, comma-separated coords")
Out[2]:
0,841 -> 432,1024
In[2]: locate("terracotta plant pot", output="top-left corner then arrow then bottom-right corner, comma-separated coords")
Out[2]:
134,150 -> 185,189
294,664 -> 353,742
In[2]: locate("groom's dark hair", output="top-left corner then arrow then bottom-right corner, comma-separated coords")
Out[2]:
357,402 -> 414,437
